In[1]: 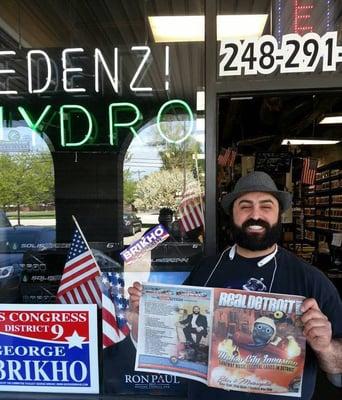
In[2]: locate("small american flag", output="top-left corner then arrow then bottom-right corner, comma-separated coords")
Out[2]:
218,148 -> 230,166
179,182 -> 204,233
56,218 -> 102,307
217,147 -> 237,167
102,272 -> 129,348
228,148 -> 237,167
301,157 -> 318,185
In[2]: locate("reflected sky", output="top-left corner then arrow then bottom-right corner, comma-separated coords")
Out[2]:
125,116 -> 205,179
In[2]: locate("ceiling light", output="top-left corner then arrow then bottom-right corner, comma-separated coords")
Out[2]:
281,139 -> 340,145
319,116 -> 342,124
217,15 -> 268,40
148,15 -> 268,43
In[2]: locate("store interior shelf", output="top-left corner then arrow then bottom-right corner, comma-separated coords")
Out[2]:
292,160 -> 342,271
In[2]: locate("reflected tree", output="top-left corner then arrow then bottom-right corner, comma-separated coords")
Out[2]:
0,153 -> 54,224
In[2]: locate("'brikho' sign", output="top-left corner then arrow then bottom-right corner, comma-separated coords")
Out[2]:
0,304 -> 99,393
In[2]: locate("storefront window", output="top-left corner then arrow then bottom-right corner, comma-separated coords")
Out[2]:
0,0 -> 204,395
1,0 -> 340,398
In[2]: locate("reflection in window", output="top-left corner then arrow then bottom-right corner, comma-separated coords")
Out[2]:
123,113 -> 205,246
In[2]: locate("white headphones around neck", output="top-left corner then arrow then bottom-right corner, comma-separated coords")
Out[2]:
229,244 -> 278,267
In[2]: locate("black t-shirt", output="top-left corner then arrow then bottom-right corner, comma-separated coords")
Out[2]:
185,246 -> 342,400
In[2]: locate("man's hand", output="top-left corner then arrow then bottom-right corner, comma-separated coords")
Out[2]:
128,281 -> 143,313
127,282 -> 143,342
301,298 -> 342,374
301,298 -> 332,354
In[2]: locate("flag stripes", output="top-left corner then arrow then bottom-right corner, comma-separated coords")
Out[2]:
56,221 -> 102,308
179,181 -> 204,233
179,200 -> 204,232
101,272 -> 130,349
301,157 -> 317,185
217,148 -> 230,166
102,291 -> 127,348
217,147 -> 237,167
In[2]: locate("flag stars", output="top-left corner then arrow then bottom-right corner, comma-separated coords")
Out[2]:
102,276 -> 109,285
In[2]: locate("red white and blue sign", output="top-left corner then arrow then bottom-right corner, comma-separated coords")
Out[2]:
0,304 -> 99,393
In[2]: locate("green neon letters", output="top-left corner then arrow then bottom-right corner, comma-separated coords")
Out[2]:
18,105 -> 52,132
18,105 -> 52,146
109,102 -> 142,146
157,99 -> 194,144
60,105 -> 93,147
4,100 -> 194,147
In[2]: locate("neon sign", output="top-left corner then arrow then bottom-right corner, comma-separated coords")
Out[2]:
294,0 -> 314,34
0,45 -> 194,148
0,46 -> 170,95
275,0 -> 333,42
0,100 -> 194,148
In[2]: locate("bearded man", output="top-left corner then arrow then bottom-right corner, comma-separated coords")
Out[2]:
129,171 -> 342,399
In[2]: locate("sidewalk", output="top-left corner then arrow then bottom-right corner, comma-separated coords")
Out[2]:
9,218 -> 56,226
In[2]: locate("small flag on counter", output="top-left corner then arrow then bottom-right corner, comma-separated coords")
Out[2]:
56,217 -> 102,307
102,272 -> 130,348
179,181 -> 204,232
301,157 -> 318,185
228,148 -> 237,167
217,147 -> 237,167
217,148 -> 230,166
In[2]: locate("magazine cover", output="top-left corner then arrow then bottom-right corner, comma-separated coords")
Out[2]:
135,284 -> 212,383
208,288 -> 306,397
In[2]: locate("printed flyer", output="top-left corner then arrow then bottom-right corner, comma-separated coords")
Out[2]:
135,283 -> 306,397
0,304 -> 99,393
135,284 -> 212,382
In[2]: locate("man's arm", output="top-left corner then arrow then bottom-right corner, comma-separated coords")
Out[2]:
178,316 -> 190,326
316,339 -> 342,374
301,298 -> 342,374
200,315 -> 208,330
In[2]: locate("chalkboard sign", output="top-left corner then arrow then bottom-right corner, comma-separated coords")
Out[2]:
255,152 -> 292,173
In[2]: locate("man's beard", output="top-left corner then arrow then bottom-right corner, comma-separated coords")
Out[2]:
230,217 -> 282,251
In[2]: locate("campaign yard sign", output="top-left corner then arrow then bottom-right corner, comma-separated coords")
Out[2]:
0,304 -> 99,393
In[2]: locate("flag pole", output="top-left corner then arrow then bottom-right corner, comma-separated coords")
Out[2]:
194,151 -> 205,230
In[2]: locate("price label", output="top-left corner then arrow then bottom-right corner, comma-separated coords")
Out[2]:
219,31 -> 342,77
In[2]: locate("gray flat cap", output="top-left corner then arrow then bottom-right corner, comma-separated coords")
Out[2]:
221,171 -> 292,213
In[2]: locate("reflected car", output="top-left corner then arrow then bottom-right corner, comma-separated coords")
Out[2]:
0,225 -> 123,303
0,225 -> 56,303
0,255 -> 23,303
123,213 -> 142,236
0,210 -> 11,228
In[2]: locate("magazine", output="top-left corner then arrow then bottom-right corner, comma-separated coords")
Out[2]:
135,283 -> 306,397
